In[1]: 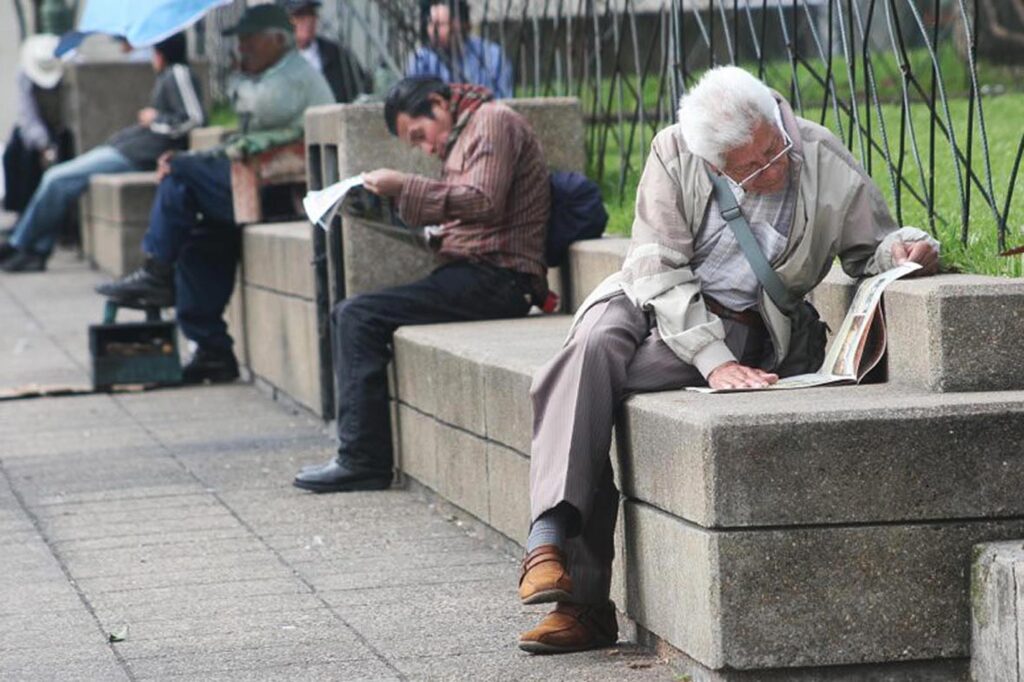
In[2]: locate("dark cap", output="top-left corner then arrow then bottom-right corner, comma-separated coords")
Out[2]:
221,5 -> 294,36
281,0 -> 322,13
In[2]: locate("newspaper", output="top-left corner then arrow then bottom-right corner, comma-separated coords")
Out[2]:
688,261 -> 921,393
302,174 -> 364,230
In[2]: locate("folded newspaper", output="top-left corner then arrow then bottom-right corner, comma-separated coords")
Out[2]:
688,261 -> 921,393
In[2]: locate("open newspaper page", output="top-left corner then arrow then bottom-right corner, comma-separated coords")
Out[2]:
303,174 -> 365,230
688,261 -> 921,393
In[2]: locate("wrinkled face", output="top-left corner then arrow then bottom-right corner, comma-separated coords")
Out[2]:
395,96 -> 453,158
427,4 -> 462,52
720,120 -> 791,195
238,31 -> 286,74
290,11 -> 318,50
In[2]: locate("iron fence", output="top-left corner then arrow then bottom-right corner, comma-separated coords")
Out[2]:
201,0 -> 1024,264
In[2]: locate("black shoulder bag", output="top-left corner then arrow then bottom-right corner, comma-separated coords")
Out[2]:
707,172 -> 828,377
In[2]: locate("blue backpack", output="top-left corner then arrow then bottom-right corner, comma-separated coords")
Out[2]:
545,171 -> 608,267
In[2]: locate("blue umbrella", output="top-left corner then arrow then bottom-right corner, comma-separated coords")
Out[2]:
56,0 -> 234,57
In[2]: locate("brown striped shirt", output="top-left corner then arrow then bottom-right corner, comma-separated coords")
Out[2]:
397,102 -> 550,281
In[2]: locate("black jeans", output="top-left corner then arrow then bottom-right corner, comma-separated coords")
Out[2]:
331,261 -> 534,471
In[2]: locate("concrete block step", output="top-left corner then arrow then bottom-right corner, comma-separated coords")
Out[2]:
394,316 -> 1024,528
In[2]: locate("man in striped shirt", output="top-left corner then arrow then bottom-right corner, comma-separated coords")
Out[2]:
293,76 -> 550,493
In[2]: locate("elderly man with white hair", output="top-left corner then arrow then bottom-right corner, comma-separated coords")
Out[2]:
515,65 -> 939,654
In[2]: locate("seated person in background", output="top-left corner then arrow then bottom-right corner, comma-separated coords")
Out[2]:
406,0 -> 512,99
3,34 -> 70,220
95,4 -> 334,384
0,33 -> 203,272
516,66 -> 940,655
283,0 -> 370,103
293,76 -> 548,493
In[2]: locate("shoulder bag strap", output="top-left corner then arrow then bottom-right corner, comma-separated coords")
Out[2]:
707,171 -> 799,314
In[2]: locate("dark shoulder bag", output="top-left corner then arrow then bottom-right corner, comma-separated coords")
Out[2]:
708,173 -> 828,377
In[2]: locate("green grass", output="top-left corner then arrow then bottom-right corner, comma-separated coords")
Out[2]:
593,90 -> 1024,278
208,102 -> 239,128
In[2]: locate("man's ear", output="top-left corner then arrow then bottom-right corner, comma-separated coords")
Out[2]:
427,93 -> 449,110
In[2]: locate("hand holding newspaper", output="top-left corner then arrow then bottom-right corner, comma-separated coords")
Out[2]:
688,261 -> 922,393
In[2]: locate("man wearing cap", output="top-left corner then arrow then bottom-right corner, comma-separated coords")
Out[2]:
1,33 -> 204,272
95,5 -> 334,384
283,0 -> 370,103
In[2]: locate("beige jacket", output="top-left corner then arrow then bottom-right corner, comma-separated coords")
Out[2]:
572,95 -> 938,377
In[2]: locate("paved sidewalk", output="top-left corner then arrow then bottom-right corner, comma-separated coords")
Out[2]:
0,252 -> 677,681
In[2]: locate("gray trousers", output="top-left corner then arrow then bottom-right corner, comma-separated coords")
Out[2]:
528,293 -> 770,604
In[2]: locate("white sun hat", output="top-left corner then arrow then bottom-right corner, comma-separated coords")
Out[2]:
20,34 -> 64,90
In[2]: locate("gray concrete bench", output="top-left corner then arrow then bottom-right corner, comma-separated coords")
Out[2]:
392,305 -> 1024,679
80,172 -> 157,276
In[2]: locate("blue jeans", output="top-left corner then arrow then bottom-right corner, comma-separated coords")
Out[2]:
331,262 -> 534,472
141,154 -> 238,351
10,145 -> 136,255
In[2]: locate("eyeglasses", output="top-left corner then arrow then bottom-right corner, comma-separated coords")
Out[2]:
727,137 -> 793,189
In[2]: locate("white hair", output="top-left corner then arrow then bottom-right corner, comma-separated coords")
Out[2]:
677,66 -> 778,168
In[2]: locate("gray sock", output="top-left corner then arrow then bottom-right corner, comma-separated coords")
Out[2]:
526,509 -> 567,553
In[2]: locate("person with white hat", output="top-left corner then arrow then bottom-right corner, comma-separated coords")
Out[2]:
0,33 -> 205,273
2,34 -> 68,218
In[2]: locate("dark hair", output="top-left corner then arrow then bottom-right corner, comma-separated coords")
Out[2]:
384,76 -> 451,136
154,33 -> 188,65
429,0 -> 470,26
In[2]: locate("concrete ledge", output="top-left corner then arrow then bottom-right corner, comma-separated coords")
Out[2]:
971,540 -> 1024,681
567,237 -> 630,311
235,222 -> 323,416
243,222 -> 316,299
81,172 -> 158,276
885,275 -> 1024,392
627,501 -> 1022,671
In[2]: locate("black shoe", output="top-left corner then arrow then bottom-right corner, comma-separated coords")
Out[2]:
0,242 -> 17,264
0,249 -> 47,272
95,257 -> 174,307
293,459 -> 392,493
182,346 -> 239,384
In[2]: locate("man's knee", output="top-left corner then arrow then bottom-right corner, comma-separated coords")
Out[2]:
331,295 -> 374,330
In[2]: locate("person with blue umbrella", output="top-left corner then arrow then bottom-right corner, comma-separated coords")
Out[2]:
0,33 -> 204,272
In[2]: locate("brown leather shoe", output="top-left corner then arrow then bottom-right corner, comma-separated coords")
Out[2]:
518,544 -> 573,604
518,601 -> 618,654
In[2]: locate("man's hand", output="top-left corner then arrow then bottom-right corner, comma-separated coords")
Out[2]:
156,151 -> 177,182
707,361 -> 779,390
137,107 -> 158,127
363,169 -> 408,198
40,146 -> 58,169
891,240 -> 939,276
